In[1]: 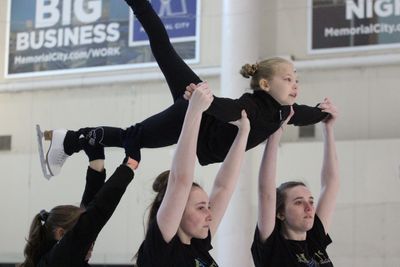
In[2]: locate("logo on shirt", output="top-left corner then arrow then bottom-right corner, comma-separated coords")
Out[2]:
296,250 -> 331,266
195,258 -> 218,267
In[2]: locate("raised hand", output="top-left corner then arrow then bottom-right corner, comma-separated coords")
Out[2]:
183,81 -> 214,102
187,81 -> 213,113
229,110 -> 250,134
318,97 -> 338,128
183,83 -> 196,100
274,105 -> 294,136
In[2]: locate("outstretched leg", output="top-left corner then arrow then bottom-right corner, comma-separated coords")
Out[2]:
124,98 -> 188,161
125,0 -> 202,101
45,99 -> 188,177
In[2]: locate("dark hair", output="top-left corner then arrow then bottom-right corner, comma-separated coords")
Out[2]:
240,57 -> 292,90
276,181 -> 306,219
133,170 -> 201,263
19,205 -> 83,267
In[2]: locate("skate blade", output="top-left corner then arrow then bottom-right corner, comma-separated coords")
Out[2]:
36,124 -> 53,180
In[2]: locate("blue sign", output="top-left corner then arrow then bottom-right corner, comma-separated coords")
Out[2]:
130,0 -> 198,46
6,0 -> 200,77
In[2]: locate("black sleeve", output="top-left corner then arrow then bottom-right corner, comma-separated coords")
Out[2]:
136,220 -> 179,266
308,215 -> 332,249
251,226 -> 276,267
286,103 -> 329,126
80,167 -> 106,208
251,221 -> 292,267
205,95 -> 258,123
42,165 -> 134,266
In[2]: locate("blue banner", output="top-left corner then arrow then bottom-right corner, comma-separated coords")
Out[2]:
131,0 -> 197,45
7,0 -> 200,77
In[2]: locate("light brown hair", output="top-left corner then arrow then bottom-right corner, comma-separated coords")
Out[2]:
240,57 -> 292,90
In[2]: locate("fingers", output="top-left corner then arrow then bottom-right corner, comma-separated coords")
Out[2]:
188,81 -> 213,112
319,98 -> 337,114
241,109 -> 248,119
183,90 -> 191,100
193,82 -> 212,98
319,97 -> 338,124
126,157 -> 139,171
183,82 -> 209,100
227,110 -> 250,132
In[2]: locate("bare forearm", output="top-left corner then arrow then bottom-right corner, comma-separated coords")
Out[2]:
212,127 -> 249,191
257,130 -> 282,240
209,113 -> 250,234
170,106 -> 202,184
321,125 -> 339,189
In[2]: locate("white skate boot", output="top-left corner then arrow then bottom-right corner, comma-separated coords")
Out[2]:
36,125 -> 69,179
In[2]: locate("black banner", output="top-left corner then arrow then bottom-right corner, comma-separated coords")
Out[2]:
310,0 -> 400,53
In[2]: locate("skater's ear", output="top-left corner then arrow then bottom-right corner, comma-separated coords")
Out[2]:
53,227 -> 65,240
259,78 -> 270,91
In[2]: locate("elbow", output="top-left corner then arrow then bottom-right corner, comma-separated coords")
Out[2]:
169,167 -> 194,187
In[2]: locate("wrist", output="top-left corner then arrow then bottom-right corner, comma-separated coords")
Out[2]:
89,159 -> 105,172
125,157 -> 139,171
237,126 -> 250,135
271,128 -> 284,139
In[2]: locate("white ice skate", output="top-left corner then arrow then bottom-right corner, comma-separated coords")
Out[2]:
36,125 -> 68,179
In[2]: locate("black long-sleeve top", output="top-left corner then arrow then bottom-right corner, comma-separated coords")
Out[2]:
197,90 -> 327,165
37,165 -> 134,267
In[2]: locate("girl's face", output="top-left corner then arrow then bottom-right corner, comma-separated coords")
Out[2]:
280,185 -> 315,233
179,187 -> 212,242
264,62 -> 299,106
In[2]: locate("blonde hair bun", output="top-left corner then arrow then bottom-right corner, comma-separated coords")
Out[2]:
240,63 -> 259,78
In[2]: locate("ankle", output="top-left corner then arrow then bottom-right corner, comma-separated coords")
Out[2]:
64,130 -> 81,155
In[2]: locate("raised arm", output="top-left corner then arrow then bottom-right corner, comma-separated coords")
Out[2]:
208,110 -> 250,236
80,142 -> 106,208
157,83 -> 213,243
257,107 -> 294,242
316,98 -> 340,233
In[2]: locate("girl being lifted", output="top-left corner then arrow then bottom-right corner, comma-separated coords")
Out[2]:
38,0 -> 328,178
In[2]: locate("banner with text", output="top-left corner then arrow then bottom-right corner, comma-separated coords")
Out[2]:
7,0 -> 200,77
309,0 -> 400,53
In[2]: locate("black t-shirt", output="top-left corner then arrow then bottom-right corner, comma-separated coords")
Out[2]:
251,216 -> 333,267
136,220 -> 218,267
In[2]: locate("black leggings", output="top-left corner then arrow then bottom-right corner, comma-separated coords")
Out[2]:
132,0 -> 202,101
73,0 -> 202,162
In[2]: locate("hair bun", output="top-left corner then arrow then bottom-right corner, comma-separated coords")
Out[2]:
152,170 -> 170,193
240,63 -> 258,78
